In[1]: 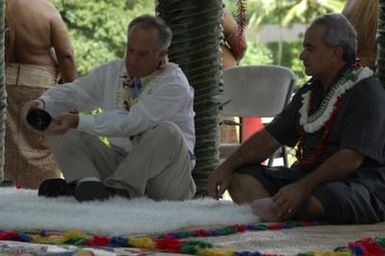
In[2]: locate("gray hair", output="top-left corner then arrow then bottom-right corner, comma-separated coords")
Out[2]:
311,13 -> 357,64
128,14 -> 172,51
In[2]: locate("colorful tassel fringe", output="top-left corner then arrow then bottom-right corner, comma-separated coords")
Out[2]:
0,221 -> 384,256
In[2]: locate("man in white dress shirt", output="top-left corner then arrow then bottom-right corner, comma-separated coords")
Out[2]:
22,14 -> 196,202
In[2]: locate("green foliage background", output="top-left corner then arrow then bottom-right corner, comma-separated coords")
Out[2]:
50,0 -> 155,76
225,0 -> 345,85
51,0 -> 345,84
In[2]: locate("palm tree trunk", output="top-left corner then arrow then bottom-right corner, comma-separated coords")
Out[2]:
378,0 -> 385,86
0,0 -> 6,182
157,0 -> 222,196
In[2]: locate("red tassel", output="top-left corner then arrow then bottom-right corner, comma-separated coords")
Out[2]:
0,231 -> 19,240
348,238 -> 385,256
236,224 -> 247,232
16,184 -> 24,189
269,223 -> 283,230
85,235 -> 109,246
155,236 -> 186,253
194,229 -> 209,237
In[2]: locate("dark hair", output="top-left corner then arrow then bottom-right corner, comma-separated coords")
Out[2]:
128,14 -> 172,51
311,13 -> 357,64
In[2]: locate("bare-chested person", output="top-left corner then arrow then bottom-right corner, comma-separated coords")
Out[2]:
342,0 -> 378,69
220,8 -> 248,145
4,0 -> 76,188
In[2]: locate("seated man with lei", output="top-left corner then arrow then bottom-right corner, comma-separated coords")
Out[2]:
208,13 -> 385,224
22,14 -> 196,202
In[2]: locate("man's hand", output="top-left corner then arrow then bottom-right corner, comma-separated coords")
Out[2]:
270,182 -> 311,220
207,166 -> 233,200
45,113 -> 79,135
250,182 -> 311,222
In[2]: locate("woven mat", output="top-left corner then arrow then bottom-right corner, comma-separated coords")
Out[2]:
204,222 -> 385,255
0,240 -> 186,255
1,221 -> 385,255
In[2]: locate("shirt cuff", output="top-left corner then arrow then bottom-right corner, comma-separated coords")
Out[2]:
77,114 -> 95,133
39,96 -> 53,114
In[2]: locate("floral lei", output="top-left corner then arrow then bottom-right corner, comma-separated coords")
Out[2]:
296,67 -> 373,168
117,60 -> 173,111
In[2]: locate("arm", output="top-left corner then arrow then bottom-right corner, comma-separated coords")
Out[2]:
40,61 -> 111,115
38,61 -> 120,135
77,73 -> 192,137
208,86 -> 306,199
45,78 -> 190,136
50,10 -> 76,83
208,129 -> 281,199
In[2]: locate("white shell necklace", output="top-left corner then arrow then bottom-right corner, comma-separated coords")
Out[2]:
299,67 -> 373,133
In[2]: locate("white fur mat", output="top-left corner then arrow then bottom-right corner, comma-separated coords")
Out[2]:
0,188 -> 258,236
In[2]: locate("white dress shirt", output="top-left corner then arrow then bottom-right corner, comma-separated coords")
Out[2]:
40,59 -> 196,155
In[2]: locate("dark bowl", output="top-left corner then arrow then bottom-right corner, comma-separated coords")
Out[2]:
26,109 -> 52,131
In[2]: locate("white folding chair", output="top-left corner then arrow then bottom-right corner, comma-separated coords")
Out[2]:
220,65 -> 297,167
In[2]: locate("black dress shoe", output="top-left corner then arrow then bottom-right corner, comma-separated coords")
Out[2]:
106,187 -> 130,199
38,178 -> 75,197
74,181 -> 110,202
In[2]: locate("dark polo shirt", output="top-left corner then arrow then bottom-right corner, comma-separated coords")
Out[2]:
266,74 -> 385,202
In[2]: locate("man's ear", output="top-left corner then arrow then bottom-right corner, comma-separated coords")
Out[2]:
157,50 -> 167,69
334,46 -> 344,61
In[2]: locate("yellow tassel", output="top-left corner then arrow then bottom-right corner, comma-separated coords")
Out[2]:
31,234 -> 65,244
128,236 -> 156,249
74,250 -> 95,256
30,235 -> 46,244
197,247 -> 237,256
64,230 -> 88,240
45,235 -> 66,244
305,250 -> 352,256
334,248 -> 353,256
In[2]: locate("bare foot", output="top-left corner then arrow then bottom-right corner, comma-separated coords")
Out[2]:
250,197 -> 278,222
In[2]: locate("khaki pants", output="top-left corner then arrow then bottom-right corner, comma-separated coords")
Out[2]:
5,63 -> 61,189
47,122 -> 196,200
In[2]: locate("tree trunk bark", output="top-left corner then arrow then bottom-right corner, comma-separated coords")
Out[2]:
0,0 -> 6,182
157,0 -> 222,196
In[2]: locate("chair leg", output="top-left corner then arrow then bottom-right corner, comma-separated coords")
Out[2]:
239,117 -> 243,143
266,146 -> 288,167
282,146 -> 288,167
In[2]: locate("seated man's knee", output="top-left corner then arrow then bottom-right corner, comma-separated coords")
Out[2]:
47,130 -> 98,156
152,122 -> 183,143
47,129 -> 82,145
229,173 -> 255,203
229,173 -> 271,204
297,196 -> 325,220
